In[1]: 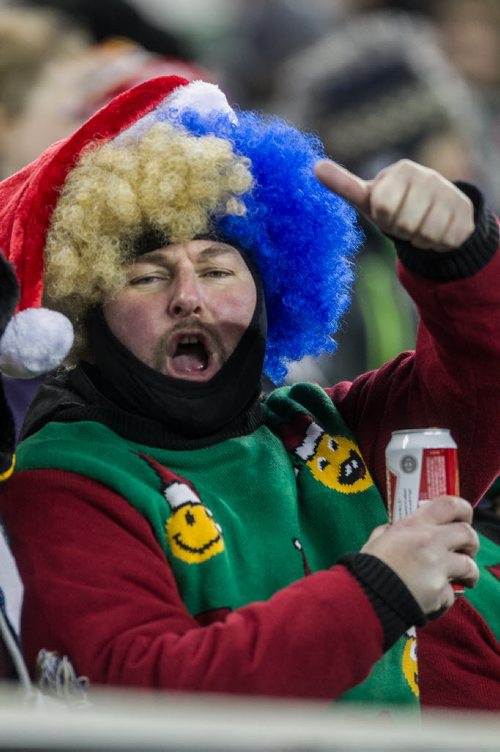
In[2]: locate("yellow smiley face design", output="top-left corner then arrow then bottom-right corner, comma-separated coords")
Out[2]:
306,434 -> 373,494
166,502 -> 224,564
402,630 -> 419,697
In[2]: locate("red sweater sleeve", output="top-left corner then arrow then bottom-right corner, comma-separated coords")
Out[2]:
2,467 -> 383,698
327,244 -> 500,507
418,599 -> 500,711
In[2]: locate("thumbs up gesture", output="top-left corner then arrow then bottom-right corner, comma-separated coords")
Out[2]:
315,158 -> 475,252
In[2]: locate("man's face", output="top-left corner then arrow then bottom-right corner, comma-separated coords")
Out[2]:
103,239 -> 257,381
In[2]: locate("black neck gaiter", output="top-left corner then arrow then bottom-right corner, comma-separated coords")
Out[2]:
87,269 -> 267,439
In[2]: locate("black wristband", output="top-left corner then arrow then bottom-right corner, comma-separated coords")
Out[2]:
339,552 -> 426,651
394,182 -> 499,281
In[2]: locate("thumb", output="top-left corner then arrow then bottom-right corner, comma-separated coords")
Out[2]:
314,160 -> 371,214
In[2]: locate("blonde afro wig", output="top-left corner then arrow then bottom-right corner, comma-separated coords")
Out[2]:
44,121 -> 253,359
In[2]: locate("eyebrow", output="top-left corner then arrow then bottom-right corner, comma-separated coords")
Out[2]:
136,244 -> 242,267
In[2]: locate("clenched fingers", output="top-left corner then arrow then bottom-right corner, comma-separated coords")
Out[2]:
440,521 -> 479,558
369,160 -> 474,250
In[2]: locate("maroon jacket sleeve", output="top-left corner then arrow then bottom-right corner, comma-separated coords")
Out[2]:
327,240 -> 500,508
2,467 -> 383,698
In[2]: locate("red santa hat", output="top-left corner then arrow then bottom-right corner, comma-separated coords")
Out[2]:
0,75 -> 232,378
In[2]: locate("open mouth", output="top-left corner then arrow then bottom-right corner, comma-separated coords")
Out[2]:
338,450 -> 367,485
174,336 -> 209,371
166,332 -> 219,380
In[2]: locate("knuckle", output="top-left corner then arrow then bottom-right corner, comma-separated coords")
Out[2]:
444,494 -> 468,516
466,554 -> 480,581
434,495 -> 458,516
457,520 -> 473,539
426,170 -> 445,188
396,158 -> 418,172
470,528 -> 480,553
465,523 -> 479,548
370,180 -> 391,205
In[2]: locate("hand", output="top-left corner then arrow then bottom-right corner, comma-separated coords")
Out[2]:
315,158 -> 475,252
361,496 -> 479,616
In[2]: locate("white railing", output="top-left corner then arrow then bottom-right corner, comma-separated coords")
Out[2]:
0,684 -> 499,751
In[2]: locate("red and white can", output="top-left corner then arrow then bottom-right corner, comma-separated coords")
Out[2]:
386,427 -> 462,594
386,427 -> 459,523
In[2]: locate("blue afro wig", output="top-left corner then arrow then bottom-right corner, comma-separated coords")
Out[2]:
155,105 -> 363,384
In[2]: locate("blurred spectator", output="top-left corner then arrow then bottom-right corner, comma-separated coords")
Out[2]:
2,37 -> 212,177
435,0 -> 500,89
276,11 -> 483,182
342,1 -> 500,211
432,0 -> 500,212
216,0 -> 343,108
0,5 -> 89,178
10,0 -> 193,58
1,0 -> 211,176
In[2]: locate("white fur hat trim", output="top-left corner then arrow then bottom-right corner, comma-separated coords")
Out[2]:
164,80 -> 238,123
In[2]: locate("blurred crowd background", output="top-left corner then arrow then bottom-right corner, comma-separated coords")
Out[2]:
1,0 -> 500,390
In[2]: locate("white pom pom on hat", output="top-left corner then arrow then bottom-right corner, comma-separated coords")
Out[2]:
164,80 -> 238,123
0,308 -> 74,379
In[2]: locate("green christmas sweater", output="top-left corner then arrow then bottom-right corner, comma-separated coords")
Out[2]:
11,383 -> 420,706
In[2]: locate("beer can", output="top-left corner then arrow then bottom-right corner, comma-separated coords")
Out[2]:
386,428 -> 459,523
386,427 -> 463,594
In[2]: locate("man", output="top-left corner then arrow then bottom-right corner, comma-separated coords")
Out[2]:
0,75 -> 499,709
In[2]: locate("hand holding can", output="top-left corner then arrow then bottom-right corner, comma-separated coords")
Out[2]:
386,428 -> 464,594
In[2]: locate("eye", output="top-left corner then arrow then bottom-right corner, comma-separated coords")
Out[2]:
318,457 -> 330,471
202,269 -> 233,279
129,273 -> 169,286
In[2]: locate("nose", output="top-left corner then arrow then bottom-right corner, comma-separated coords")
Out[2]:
167,268 -> 203,319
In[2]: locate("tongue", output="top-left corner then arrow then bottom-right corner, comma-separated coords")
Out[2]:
172,348 -> 208,373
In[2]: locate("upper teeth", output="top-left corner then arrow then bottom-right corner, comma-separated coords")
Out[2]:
180,336 -> 199,344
